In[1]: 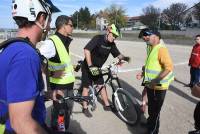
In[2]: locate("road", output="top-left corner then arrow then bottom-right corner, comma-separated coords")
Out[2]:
43,38 -> 200,134
0,37 -> 197,134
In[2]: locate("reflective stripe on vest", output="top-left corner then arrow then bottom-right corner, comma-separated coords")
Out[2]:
144,44 -> 174,89
48,35 -> 75,84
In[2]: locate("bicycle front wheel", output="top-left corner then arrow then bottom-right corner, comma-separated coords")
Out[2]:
112,88 -> 140,125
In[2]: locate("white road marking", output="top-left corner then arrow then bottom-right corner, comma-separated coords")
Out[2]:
174,61 -> 188,66
117,61 -> 188,73
71,52 -> 83,59
71,51 -> 189,73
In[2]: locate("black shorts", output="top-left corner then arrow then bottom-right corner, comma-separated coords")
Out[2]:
81,64 -> 104,88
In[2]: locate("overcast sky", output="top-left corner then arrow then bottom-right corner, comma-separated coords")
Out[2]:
0,0 -> 199,28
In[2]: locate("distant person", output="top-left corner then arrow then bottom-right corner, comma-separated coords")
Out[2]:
189,83 -> 200,134
141,30 -> 174,134
81,24 -> 130,117
188,35 -> 200,87
0,0 -> 60,133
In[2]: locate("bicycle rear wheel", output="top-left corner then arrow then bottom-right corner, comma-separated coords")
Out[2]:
112,88 -> 140,125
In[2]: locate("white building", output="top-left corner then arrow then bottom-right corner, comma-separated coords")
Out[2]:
96,16 -> 109,31
183,2 -> 200,27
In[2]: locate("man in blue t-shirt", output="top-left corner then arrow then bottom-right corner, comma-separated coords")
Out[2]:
0,0 -> 60,133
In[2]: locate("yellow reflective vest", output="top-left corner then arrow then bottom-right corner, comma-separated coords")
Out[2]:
144,44 -> 174,90
48,35 -> 75,85
0,124 -> 5,134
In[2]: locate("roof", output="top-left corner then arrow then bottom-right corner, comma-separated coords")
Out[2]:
182,2 -> 200,14
125,16 -> 141,21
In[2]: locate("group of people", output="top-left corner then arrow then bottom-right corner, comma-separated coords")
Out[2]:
0,0 -> 199,134
0,0 -> 130,133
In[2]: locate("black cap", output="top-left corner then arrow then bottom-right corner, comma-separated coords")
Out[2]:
147,30 -> 161,39
138,28 -> 150,38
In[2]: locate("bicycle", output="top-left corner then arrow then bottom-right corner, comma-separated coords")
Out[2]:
50,94 -> 92,133
81,60 -> 141,126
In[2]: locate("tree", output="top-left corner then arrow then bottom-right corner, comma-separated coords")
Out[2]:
140,5 -> 160,29
104,4 -> 126,28
193,2 -> 200,26
71,11 -> 79,29
89,14 -> 97,29
163,3 -> 187,30
71,7 -> 91,29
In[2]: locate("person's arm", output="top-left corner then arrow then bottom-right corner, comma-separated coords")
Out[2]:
152,47 -> 173,83
37,40 -> 56,59
84,49 -> 92,66
6,45 -> 47,133
9,100 -> 47,134
84,35 -> 99,66
191,84 -> 200,98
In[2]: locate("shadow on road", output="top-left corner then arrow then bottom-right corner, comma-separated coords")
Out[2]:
174,78 -> 188,86
119,79 -> 143,101
119,79 -> 148,134
169,85 -> 199,104
74,75 -> 148,134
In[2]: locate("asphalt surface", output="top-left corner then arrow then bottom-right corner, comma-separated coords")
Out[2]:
43,38 -> 200,134
0,38 -> 196,134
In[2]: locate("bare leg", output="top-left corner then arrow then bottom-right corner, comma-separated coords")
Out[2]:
82,87 -> 89,109
98,85 -> 110,106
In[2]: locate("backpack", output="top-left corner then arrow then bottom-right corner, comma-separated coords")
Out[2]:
0,37 -> 49,134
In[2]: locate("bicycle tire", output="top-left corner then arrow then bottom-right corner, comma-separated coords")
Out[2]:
112,88 -> 140,125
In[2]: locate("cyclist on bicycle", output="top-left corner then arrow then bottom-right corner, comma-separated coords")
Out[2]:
81,24 -> 130,117
0,0 -> 60,133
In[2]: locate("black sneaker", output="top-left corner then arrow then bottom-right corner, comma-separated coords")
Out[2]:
189,130 -> 200,134
103,105 -> 112,111
82,108 -> 92,118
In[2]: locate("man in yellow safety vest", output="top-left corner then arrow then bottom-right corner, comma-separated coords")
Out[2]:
38,15 -> 75,132
142,30 -> 174,134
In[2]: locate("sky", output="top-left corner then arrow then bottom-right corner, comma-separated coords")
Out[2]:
0,0 -> 199,28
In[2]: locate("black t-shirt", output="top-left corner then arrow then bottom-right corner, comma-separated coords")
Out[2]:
49,32 -> 74,89
83,34 -> 120,67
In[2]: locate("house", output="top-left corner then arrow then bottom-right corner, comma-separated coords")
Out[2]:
183,2 -> 200,28
96,16 -> 109,31
124,16 -> 146,30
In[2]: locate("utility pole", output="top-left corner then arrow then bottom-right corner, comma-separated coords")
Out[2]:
115,11 -> 117,25
77,12 -> 79,30
158,13 -> 161,30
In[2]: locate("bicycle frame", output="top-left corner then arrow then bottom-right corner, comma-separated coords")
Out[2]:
94,68 -> 122,97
